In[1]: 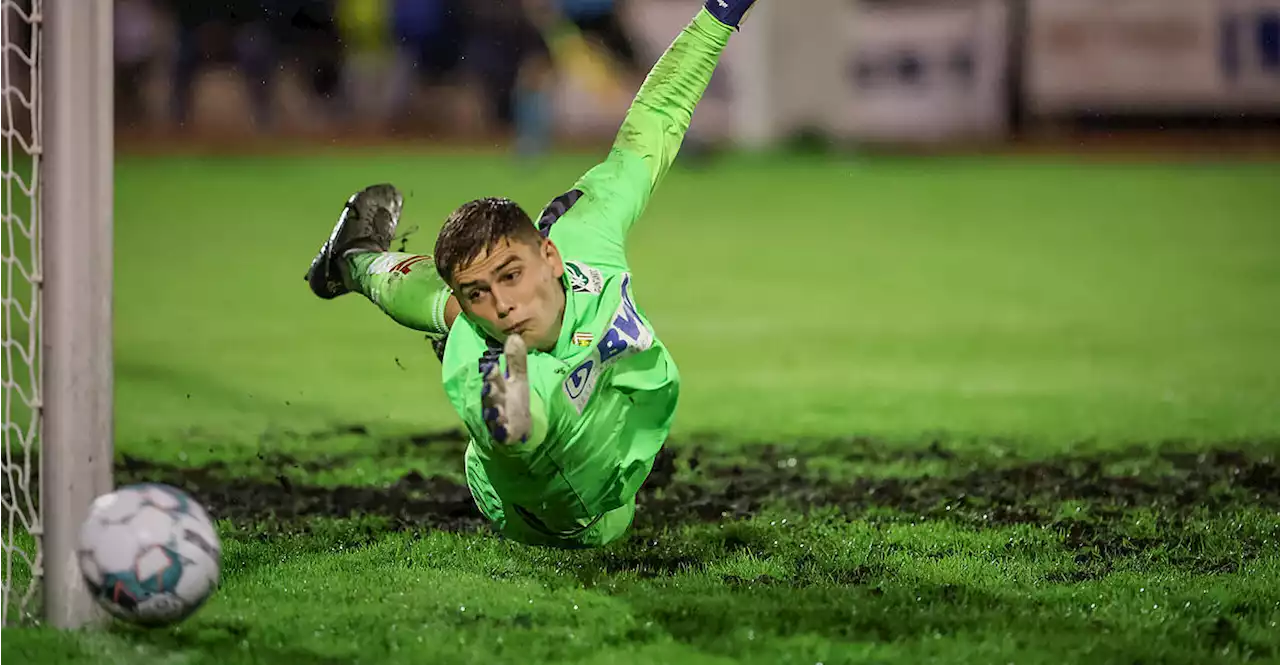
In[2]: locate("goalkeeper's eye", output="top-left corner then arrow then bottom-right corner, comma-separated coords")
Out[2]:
501,270 -> 520,284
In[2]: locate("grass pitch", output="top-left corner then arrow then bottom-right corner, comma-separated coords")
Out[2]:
3,149 -> 1280,664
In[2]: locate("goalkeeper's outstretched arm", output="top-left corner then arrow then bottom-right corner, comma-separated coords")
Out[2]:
611,1 -> 756,191
555,1 -> 757,257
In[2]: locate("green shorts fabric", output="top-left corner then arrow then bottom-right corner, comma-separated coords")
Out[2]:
464,446 -> 636,549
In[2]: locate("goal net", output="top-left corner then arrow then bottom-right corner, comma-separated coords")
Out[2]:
2,0 -> 114,628
2,0 -> 45,627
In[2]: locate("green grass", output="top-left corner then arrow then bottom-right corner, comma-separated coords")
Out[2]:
4,149 -> 1280,663
105,150 -> 1280,452
7,513 -> 1280,664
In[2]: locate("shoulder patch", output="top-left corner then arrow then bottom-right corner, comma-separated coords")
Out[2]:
536,189 -> 584,237
565,261 -> 604,295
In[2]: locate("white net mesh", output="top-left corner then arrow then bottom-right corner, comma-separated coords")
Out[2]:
1,0 -> 44,627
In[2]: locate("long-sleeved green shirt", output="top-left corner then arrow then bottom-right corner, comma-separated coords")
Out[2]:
440,9 -> 734,537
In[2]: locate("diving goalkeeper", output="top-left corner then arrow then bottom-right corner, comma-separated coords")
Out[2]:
305,0 -> 758,549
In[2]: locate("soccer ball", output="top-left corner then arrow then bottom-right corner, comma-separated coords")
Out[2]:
77,483 -> 221,626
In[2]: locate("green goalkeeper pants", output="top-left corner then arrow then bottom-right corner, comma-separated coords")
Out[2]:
464,446 -> 637,549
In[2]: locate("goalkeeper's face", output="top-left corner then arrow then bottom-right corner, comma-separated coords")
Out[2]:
451,236 -> 567,351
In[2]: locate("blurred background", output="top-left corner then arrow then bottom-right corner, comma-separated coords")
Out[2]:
2,0 -> 1279,448
7,0 -> 1279,156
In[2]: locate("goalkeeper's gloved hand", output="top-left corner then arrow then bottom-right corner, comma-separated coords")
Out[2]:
704,0 -> 757,29
479,335 -> 532,445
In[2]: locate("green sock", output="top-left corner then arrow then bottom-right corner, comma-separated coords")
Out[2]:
346,252 -> 452,335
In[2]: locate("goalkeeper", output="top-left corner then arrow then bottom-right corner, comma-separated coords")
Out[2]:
305,0 -> 758,549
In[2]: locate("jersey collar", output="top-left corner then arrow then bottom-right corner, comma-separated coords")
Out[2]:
549,267 -> 581,359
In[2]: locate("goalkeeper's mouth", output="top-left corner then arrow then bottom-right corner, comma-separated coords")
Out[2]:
503,321 -> 533,336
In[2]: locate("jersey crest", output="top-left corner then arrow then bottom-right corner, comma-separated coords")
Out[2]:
562,274 -> 653,413
565,261 -> 604,295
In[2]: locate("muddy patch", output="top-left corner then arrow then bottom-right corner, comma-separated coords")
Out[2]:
111,432 -> 1280,569
119,455 -> 488,532
635,445 -> 1280,524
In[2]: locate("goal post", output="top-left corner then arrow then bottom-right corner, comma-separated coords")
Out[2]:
2,0 -> 113,628
41,0 -> 114,629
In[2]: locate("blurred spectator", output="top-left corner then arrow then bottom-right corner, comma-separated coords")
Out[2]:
165,0 -> 281,131
462,0 -> 554,151
275,1 -> 345,123
108,0 -> 689,148
114,0 -> 159,127
384,0 -> 468,127
333,0 -> 394,127
558,0 -> 642,79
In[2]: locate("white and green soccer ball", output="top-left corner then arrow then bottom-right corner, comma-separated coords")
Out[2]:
77,483 -> 221,626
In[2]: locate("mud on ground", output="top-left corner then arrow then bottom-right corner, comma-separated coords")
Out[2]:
116,430 -> 1280,574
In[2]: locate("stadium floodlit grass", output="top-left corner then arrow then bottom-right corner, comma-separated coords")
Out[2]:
3,149 -> 1280,664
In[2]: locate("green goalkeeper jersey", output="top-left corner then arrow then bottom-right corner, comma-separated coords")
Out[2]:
438,9 -> 734,541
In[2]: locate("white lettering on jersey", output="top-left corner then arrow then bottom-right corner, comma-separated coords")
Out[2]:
562,274 -> 653,414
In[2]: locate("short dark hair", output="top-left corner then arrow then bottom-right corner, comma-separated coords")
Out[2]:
434,197 -> 542,285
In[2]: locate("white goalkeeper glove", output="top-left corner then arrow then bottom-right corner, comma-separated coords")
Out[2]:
480,334 -> 532,445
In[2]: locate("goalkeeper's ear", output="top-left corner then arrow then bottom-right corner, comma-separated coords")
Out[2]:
704,0 -> 757,29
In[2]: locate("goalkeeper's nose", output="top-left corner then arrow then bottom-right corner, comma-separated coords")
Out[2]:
493,289 -> 517,319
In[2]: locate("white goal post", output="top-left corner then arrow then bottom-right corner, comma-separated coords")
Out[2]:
2,0 -> 113,628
